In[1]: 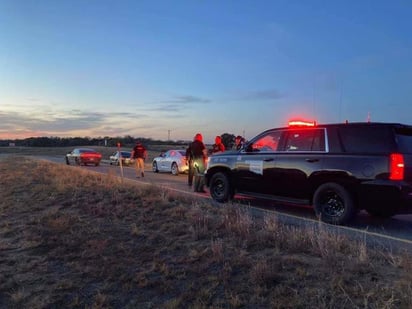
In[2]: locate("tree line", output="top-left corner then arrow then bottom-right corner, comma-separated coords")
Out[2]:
0,133 -> 239,149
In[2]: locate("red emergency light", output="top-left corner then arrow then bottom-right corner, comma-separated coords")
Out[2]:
288,119 -> 316,127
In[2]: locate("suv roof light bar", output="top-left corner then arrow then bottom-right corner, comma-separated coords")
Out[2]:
288,120 -> 316,127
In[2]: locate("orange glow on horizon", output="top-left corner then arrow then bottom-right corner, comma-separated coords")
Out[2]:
0,130 -> 82,140
0,132 -> 44,140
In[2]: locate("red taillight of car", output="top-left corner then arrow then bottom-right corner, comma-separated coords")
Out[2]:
389,153 -> 404,180
81,152 -> 102,159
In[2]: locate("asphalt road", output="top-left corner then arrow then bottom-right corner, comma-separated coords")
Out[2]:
33,155 -> 412,251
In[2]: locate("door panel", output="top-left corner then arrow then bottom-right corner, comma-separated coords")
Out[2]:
235,130 -> 283,194
272,128 -> 326,198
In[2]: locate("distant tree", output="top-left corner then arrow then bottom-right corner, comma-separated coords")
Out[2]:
220,133 -> 236,149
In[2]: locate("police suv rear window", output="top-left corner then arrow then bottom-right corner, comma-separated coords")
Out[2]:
338,126 -> 396,153
395,127 -> 412,154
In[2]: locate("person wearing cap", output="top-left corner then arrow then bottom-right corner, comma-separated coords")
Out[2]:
131,141 -> 147,178
188,133 -> 207,192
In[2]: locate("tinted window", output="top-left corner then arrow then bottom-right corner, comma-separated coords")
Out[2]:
395,127 -> 412,154
284,129 -> 325,151
338,126 -> 395,153
250,130 -> 282,152
79,148 -> 94,153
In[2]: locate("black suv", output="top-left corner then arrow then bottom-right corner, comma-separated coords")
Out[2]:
205,121 -> 412,224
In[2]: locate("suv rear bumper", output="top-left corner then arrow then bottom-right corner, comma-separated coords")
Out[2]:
359,180 -> 412,214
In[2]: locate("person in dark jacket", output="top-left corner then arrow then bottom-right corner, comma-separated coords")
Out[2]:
185,145 -> 194,186
188,133 -> 207,192
233,135 -> 245,150
210,135 -> 225,154
131,141 -> 147,178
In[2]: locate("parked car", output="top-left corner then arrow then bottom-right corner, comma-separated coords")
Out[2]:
152,149 -> 189,175
109,151 -> 133,166
66,148 -> 102,166
205,120 -> 412,225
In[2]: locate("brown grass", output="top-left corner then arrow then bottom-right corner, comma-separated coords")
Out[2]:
1,156 -> 412,308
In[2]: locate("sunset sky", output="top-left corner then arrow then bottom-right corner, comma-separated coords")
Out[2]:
1,0 -> 411,143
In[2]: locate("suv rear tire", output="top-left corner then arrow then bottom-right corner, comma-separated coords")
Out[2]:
313,182 -> 356,225
209,172 -> 233,203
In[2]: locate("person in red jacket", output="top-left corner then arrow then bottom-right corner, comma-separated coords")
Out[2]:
210,135 -> 225,154
131,141 -> 147,178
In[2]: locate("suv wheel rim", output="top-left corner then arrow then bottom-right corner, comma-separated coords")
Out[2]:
212,179 -> 225,199
320,191 -> 345,217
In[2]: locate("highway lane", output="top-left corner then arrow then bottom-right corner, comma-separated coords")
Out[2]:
35,155 -> 412,249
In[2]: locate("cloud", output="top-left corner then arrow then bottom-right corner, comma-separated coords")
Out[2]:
0,107 -> 148,138
149,104 -> 181,112
1,92 -> 208,139
241,89 -> 284,100
162,95 -> 211,104
139,94 -> 211,114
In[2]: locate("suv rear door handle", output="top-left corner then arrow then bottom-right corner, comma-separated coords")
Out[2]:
264,158 -> 274,162
306,158 -> 319,163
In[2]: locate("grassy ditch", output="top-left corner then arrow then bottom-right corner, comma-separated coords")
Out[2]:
1,157 -> 412,308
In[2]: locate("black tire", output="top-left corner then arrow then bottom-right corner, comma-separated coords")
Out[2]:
152,161 -> 159,173
171,162 -> 179,176
209,172 -> 233,203
313,182 -> 356,225
65,156 -> 70,165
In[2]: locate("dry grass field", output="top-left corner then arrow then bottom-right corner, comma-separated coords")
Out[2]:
1,155 -> 412,308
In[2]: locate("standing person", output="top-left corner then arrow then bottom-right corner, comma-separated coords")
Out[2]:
131,140 -> 147,178
188,133 -> 207,193
211,135 -> 225,154
233,135 -> 244,150
185,144 -> 194,187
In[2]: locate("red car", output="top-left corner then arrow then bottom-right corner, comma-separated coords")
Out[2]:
65,148 -> 102,166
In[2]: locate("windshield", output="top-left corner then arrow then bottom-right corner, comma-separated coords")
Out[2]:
79,149 -> 95,153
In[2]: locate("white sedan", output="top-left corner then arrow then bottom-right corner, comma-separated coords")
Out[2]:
152,149 -> 189,175
109,151 -> 133,166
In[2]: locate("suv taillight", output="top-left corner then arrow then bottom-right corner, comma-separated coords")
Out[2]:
390,153 -> 404,180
